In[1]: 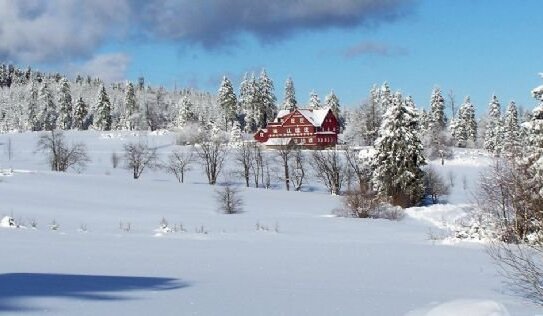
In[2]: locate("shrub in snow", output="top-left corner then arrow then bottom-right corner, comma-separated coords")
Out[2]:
335,190 -> 404,221
49,219 -> 59,231
216,183 -> 243,214
36,130 -> 90,172
158,217 -> 173,233
123,141 -> 159,179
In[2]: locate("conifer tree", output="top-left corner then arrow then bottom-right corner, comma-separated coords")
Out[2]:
73,97 -> 88,130
38,83 -> 57,131
308,91 -> 321,110
379,82 -> 392,111
483,95 -> 503,155
361,85 -> 383,144
94,85 -> 112,131
524,80 -> 543,197
283,77 -> 297,111
429,87 -> 447,132
177,95 -> 195,128
123,82 -> 139,130
217,76 -> 238,130
27,82 -> 41,131
229,120 -> 243,146
57,78 -> 73,130
451,97 -> 477,147
325,90 -> 340,119
371,91 -> 426,207
502,101 -> 521,156
258,69 -> 276,127
240,74 -> 258,133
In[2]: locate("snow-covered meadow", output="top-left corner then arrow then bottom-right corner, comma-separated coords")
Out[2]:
0,131 -> 540,315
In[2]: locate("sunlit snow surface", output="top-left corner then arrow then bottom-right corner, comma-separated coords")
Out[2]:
0,131 -> 540,315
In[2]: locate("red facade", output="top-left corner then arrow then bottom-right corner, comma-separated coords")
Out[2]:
254,108 -> 339,148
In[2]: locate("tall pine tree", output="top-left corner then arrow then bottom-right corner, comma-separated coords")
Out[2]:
94,85 -> 112,131
258,69 -> 276,128
73,97 -> 88,130
217,76 -> 238,130
283,77 -> 297,111
483,94 -> 503,155
502,101 -> 521,156
38,83 -> 57,131
371,91 -> 426,207
123,82 -> 139,130
57,78 -> 73,130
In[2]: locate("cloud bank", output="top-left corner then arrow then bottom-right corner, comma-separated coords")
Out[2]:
0,0 -> 416,64
343,41 -> 409,59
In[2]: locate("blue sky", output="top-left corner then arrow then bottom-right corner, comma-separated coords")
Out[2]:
1,0 -> 542,116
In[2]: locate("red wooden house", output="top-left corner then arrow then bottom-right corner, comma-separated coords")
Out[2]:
254,108 -> 339,148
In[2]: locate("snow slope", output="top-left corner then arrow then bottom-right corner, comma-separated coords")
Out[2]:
0,131 -> 540,315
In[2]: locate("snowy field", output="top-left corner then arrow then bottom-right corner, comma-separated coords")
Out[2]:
0,131 -> 541,315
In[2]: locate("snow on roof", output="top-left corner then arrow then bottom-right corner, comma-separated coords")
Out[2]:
263,138 -> 292,146
277,110 -> 291,118
297,108 -> 330,127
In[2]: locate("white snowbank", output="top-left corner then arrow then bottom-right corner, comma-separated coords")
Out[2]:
406,299 -> 510,316
0,216 -> 16,228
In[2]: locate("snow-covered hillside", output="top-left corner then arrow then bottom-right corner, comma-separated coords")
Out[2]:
0,131 -> 540,315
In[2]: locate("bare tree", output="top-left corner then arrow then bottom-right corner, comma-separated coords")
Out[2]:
195,133 -> 228,185
424,166 -> 450,204
165,148 -> 195,183
235,141 -> 255,187
312,149 -> 347,195
216,183 -> 243,214
36,130 -> 90,172
290,147 -> 306,191
275,140 -> 295,191
251,143 -> 264,188
123,141 -> 159,179
344,147 -> 372,192
488,241 -> 543,305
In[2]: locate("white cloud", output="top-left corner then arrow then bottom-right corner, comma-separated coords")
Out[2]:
68,53 -> 131,83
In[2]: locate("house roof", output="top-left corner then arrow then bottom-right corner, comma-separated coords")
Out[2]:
297,108 -> 330,127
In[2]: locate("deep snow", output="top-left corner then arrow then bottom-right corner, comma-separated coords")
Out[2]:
0,131 -> 540,315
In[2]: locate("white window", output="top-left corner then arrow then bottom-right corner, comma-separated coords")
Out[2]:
299,118 -> 304,123
304,127 -> 309,132
309,138 -> 313,143
260,133 -> 264,137
291,118 -> 296,123
295,128 -> 300,133
273,129 -> 278,134
286,128 -> 291,133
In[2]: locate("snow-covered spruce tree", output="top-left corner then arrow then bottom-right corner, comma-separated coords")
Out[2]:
57,78 -> 73,130
483,95 -> 504,155
451,96 -> 477,147
27,82 -> 41,131
502,101 -> 521,157
523,82 -> 543,198
73,97 -> 88,130
176,95 -> 196,128
308,91 -> 321,110
283,77 -> 297,111
371,91 -> 426,207
379,82 -> 393,112
217,76 -> 238,130
122,82 -> 139,130
361,85 -> 383,145
241,74 -> 259,133
94,85 -> 112,131
258,69 -> 276,128
38,83 -> 57,131
325,90 -> 341,122
428,87 -> 447,132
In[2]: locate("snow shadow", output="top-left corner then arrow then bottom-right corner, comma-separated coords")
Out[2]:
0,273 -> 188,312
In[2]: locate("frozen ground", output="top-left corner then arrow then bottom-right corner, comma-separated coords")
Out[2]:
0,131 -> 540,315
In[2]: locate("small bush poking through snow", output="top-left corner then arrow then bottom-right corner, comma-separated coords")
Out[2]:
334,190 -> 404,221
49,219 -> 59,231
119,221 -> 131,232
216,183 -> 243,214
